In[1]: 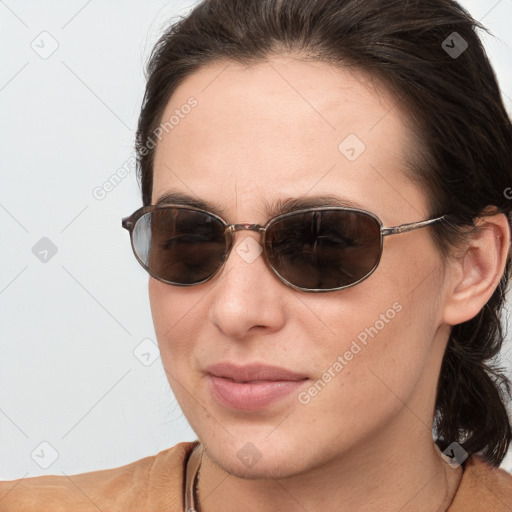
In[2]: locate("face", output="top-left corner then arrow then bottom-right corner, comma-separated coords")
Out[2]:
149,55 -> 449,478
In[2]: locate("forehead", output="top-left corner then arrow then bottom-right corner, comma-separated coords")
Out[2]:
154,55 -> 400,147
151,54 -> 425,222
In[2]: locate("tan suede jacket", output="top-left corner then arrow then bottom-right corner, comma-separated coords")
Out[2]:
1,441 -> 511,511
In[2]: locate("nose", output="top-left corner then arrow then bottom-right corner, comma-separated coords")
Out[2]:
208,230 -> 287,341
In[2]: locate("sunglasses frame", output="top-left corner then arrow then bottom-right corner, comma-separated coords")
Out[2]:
122,204 -> 448,293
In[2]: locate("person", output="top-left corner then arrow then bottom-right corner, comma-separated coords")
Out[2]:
2,0 -> 512,510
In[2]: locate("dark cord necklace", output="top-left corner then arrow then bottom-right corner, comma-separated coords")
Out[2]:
184,443 -> 203,512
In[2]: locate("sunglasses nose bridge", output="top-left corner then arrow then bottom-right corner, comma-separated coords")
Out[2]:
225,223 -> 266,243
223,223 -> 267,264
216,223 -> 269,281
227,223 -> 265,233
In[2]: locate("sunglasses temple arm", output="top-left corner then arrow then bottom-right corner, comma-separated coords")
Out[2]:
381,216 -> 446,237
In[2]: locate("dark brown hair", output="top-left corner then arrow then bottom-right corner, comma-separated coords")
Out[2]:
135,0 -> 512,466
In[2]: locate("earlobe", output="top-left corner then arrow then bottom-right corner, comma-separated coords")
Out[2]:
441,213 -> 510,326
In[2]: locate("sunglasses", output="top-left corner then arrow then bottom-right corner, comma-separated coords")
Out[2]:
122,204 -> 447,292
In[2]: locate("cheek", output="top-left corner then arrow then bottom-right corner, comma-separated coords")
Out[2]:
291,302 -> 429,448
148,279 -> 208,418
298,258 -> 441,410
148,278 -> 199,364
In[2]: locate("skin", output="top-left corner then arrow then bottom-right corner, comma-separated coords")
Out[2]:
148,55 -> 510,512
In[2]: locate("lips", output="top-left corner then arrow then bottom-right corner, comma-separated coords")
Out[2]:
206,362 -> 308,382
206,362 -> 309,410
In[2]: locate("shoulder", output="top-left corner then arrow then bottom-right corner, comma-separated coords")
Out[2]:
0,440 -> 199,511
448,455 -> 512,511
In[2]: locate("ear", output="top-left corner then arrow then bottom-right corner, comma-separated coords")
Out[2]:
441,211 -> 511,326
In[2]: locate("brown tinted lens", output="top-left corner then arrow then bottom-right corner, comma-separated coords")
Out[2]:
265,209 -> 382,289
132,208 -> 227,284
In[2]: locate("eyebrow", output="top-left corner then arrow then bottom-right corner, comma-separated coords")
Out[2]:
154,190 -> 368,219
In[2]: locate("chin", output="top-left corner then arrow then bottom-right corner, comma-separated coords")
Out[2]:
207,447 -> 310,480
201,434 -> 314,480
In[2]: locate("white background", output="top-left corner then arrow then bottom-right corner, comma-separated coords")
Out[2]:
1,0 -> 511,479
